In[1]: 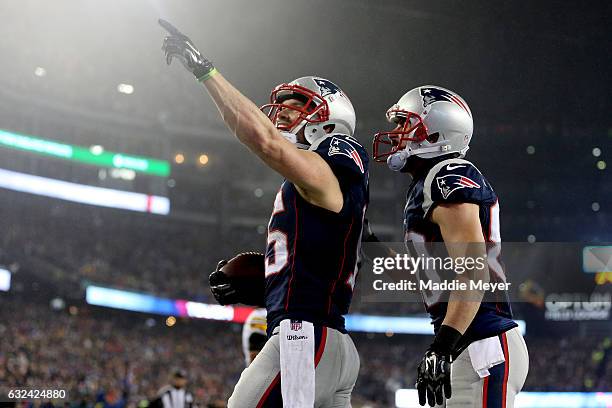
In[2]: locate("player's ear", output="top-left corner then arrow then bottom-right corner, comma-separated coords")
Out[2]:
323,124 -> 335,134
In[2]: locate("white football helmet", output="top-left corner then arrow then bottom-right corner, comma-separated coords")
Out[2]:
373,85 -> 473,171
261,76 -> 356,150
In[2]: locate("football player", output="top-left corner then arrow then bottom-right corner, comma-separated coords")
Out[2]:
160,20 -> 368,407
242,308 -> 268,366
373,86 -> 529,407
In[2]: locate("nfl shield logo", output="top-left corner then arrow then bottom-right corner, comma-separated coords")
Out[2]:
290,320 -> 302,331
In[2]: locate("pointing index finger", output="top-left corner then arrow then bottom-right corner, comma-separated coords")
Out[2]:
158,19 -> 183,36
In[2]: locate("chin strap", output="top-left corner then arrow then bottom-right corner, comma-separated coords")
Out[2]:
280,131 -> 297,144
387,144 -> 452,171
387,150 -> 410,171
280,131 -> 309,150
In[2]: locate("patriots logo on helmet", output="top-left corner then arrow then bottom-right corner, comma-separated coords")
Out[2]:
314,78 -> 342,97
420,87 -> 455,107
328,137 -> 364,173
436,174 -> 481,199
420,87 -> 471,116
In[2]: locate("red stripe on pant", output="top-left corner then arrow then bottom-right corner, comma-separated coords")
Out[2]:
256,374 -> 280,408
256,327 -> 328,408
501,332 -> 510,408
482,331 -> 511,408
315,327 -> 328,365
482,376 -> 489,407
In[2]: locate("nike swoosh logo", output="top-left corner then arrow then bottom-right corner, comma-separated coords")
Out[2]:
446,164 -> 465,170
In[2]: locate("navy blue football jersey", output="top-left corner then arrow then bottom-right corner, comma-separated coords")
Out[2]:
265,134 -> 369,335
403,158 -> 517,347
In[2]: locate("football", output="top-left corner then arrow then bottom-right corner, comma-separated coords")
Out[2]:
221,252 -> 265,280
219,252 -> 266,307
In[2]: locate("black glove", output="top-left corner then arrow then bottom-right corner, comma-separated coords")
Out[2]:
158,19 -> 216,81
208,259 -> 266,307
416,325 -> 462,406
209,260 -> 240,305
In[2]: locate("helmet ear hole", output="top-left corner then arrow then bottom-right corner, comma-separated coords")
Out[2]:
426,132 -> 440,143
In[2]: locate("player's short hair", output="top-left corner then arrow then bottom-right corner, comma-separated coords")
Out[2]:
248,333 -> 267,352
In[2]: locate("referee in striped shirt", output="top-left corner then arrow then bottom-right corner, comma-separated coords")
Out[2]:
149,369 -> 194,408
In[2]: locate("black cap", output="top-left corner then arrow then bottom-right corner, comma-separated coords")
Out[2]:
172,368 -> 187,379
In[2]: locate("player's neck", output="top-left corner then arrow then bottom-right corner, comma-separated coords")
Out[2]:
405,154 -> 460,177
403,156 -> 430,178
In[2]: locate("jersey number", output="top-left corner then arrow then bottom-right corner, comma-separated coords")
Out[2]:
266,230 -> 288,277
265,188 -> 289,277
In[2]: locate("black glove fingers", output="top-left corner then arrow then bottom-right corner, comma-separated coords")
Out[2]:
159,19 -> 214,79
163,38 -> 186,55
444,376 -> 452,400
416,350 -> 452,407
417,380 -> 426,406
162,40 -> 184,66
158,18 -> 187,38
209,270 -> 227,286
426,384 -> 435,407
163,36 -> 183,47
435,381 -> 444,406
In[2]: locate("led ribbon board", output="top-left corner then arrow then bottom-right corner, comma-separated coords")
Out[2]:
84,285 -> 525,334
85,286 -> 253,323
0,129 -> 170,177
0,168 -> 170,214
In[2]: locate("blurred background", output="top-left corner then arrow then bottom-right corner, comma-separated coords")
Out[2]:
0,0 -> 610,407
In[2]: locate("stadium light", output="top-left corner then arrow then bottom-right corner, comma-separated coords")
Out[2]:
89,145 -> 104,155
198,154 -> 209,166
117,83 -> 134,94
0,268 -> 11,292
34,66 -> 46,77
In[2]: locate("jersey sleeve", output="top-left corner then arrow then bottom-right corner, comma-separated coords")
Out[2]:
313,134 -> 369,216
422,159 -> 497,216
313,134 -> 369,182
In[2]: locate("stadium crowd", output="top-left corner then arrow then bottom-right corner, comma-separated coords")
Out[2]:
1,298 -> 240,407
1,297 -> 610,408
1,192 -> 610,407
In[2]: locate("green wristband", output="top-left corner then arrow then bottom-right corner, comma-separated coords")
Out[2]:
197,68 -> 219,82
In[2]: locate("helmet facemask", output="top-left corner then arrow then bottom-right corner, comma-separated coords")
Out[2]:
372,109 -> 429,162
261,84 -> 330,149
